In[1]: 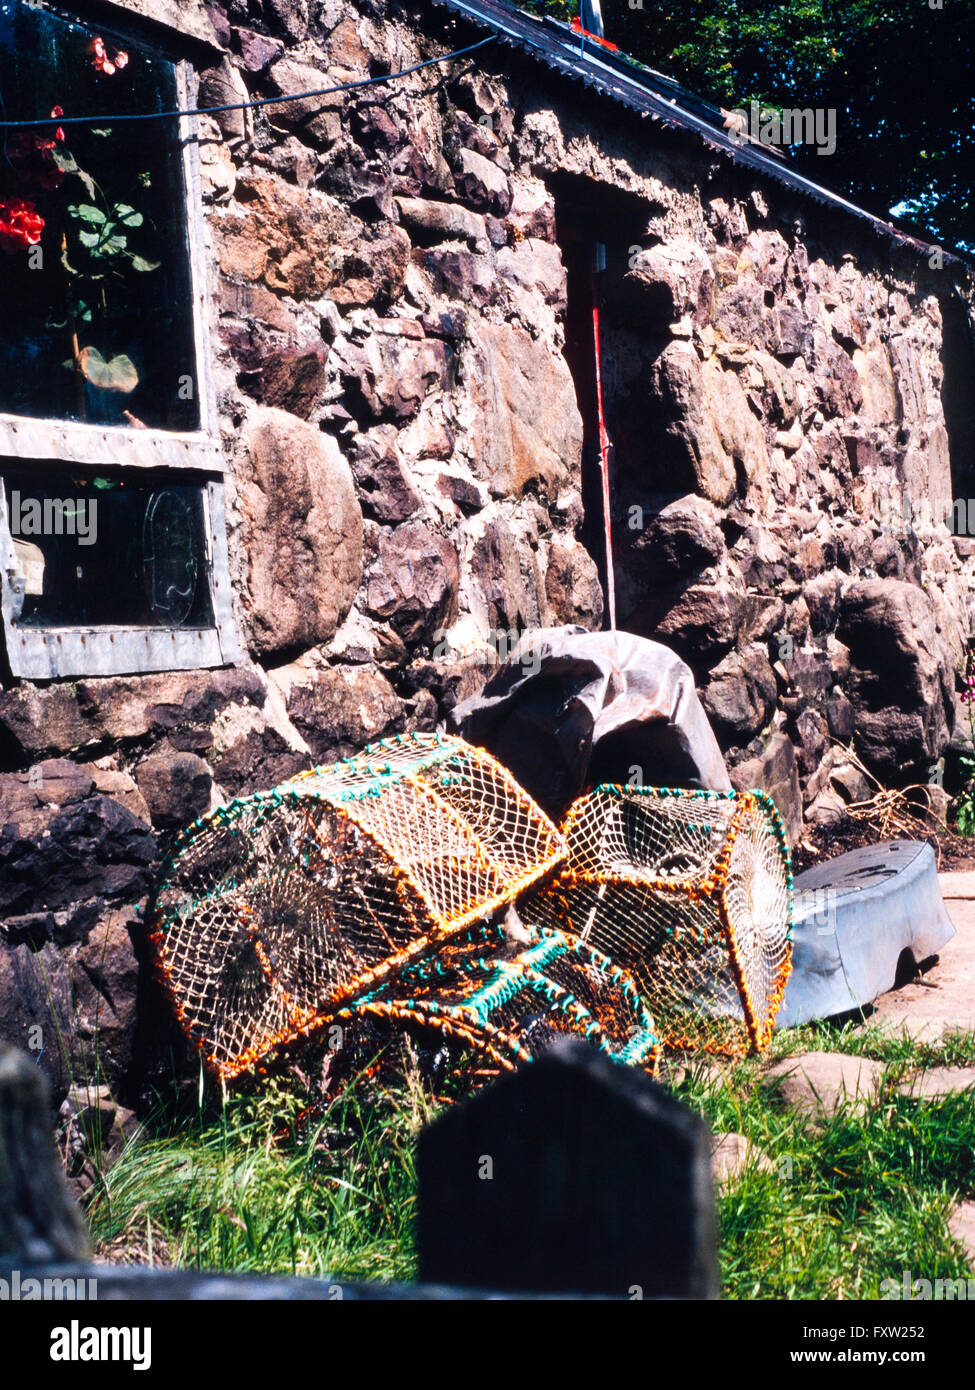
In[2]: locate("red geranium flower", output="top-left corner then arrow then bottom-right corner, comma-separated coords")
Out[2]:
0,198 -> 45,254
4,106 -> 67,191
89,35 -> 127,75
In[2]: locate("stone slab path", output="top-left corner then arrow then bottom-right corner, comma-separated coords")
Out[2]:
762,1051 -> 885,1116
949,1203 -> 975,1269
710,1131 -> 774,1187
871,872 -> 975,1041
897,1067 -> 975,1098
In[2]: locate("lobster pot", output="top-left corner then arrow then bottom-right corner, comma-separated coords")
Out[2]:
333,922 -> 660,1081
520,786 -> 793,1055
149,733 -> 568,1080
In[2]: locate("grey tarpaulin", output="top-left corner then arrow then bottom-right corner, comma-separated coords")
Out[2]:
776,840 -> 956,1027
449,626 -> 731,822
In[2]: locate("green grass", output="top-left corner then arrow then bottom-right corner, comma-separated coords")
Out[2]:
667,1032 -> 975,1299
83,1025 -> 975,1296
760,1020 -> 975,1069
86,1062 -> 431,1284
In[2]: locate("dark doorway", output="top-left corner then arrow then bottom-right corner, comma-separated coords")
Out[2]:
552,175 -> 661,623
940,288 -> 975,518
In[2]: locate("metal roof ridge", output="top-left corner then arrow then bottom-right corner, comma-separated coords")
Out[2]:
427,0 -> 969,270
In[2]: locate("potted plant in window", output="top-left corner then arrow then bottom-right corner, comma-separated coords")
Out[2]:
2,34 -> 161,424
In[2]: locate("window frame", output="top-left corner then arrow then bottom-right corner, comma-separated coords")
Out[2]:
0,33 -> 240,679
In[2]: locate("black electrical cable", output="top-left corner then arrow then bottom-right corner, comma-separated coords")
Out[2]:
0,34 -> 496,129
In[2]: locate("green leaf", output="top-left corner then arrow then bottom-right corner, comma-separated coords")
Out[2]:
92,477 -> 118,489
129,254 -> 162,273
100,235 -> 128,256
70,204 -> 107,225
114,204 -> 143,228
78,229 -> 101,249
78,347 -> 139,394
90,128 -> 113,137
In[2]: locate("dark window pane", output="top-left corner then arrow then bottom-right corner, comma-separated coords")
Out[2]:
4,465 -> 214,628
0,1 -> 198,429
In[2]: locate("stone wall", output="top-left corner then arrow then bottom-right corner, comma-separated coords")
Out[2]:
2,0 -> 974,1101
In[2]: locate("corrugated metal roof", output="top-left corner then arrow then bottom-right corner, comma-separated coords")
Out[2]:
430,0 -> 968,270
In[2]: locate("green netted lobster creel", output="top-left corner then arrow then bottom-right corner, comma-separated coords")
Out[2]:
148,732 -> 568,1079
520,785 -> 793,1056
331,920 -> 659,1081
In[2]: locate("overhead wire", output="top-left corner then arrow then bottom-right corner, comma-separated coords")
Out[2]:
0,33 -> 496,129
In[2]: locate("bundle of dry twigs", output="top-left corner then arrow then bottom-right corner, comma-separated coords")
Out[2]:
817,746 -> 966,868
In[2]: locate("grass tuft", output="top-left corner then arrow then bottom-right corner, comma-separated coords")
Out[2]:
84,1024 -> 975,1295
87,1067 -> 426,1284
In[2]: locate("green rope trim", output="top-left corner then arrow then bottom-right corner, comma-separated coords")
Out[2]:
593,783 -> 739,801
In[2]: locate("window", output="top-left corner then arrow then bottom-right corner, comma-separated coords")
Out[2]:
0,0 -> 238,677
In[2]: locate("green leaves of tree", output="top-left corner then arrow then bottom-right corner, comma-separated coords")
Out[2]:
536,0 -> 973,250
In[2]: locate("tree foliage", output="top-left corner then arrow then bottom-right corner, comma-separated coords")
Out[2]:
529,0 -> 973,252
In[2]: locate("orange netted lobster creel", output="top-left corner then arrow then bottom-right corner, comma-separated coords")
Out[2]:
148,732 -> 569,1079
520,784 -> 793,1056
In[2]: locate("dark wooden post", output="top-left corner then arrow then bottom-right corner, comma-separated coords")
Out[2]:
418,1039 -> 718,1298
0,1045 -> 91,1265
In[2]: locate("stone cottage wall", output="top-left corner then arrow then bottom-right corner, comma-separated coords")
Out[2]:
2,0 -> 973,1101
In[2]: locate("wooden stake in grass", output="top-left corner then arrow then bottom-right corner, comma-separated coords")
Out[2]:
0,1044 -> 91,1264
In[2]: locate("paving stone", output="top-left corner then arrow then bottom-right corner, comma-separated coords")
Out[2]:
669,1060 -> 735,1091
949,1202 -> 975,1268
898,1067 -> 975,1099
874,1018 -> 967,1045
939,872 -> 975,900
871,885 -> 975,1041
761,1051 -> 886,1115
710,1132 -> 774,1187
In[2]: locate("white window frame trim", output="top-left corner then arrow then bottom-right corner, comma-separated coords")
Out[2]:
0,41 -> 240,679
